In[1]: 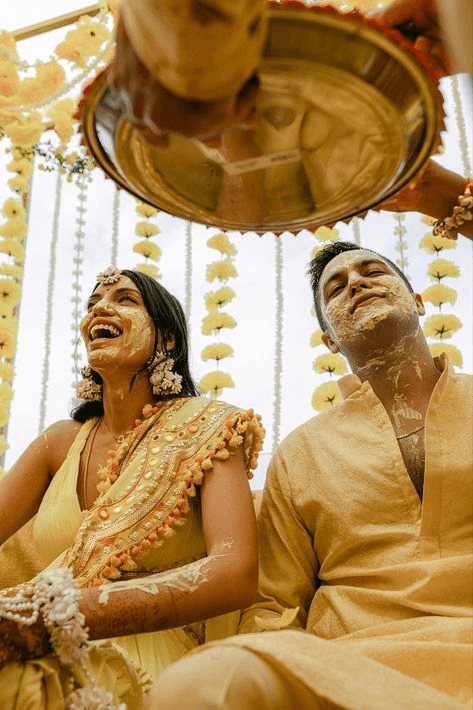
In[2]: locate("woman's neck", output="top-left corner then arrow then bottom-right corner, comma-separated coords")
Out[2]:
101,374 -> 155,437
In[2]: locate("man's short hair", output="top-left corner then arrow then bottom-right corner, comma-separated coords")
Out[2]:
307,241 -> 415,330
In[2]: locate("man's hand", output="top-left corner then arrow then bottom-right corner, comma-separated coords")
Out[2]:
376,0 -> 453,76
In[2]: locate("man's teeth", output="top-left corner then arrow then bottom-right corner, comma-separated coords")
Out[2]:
90,324 -> 121,340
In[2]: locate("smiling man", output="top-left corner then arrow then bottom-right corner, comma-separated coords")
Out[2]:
149,241 -> 473,710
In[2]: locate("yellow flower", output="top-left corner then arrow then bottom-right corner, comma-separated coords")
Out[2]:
0,58 -> 20,96
206,260 -> 238,282
133,240 -> 161,261
46,97 -> 75,145
419,232 -> 457,254
7,158 -> 34,177
0,360 -> 14,381
207,233 -> 237,256
205,287 -> 235,311
4,112 -> 44,146
310,329 -> 323,347
199,371 -> 235,397
422,284 -> 457,308
0,325 -> 17,359
201,312 -> 237,335
428,342 -> 463,368
313,226 -> 339,242
423,314 -> 462,339
0,264 -> 23,279
0,217 -> 27,240
0,403 -> 9,428
135,262 -> 160,279
135,202 -> 159,218
135,221 -> 159,238
427,259 -> 460,281
313,353 -> 347,376
0,31 -> 18,58
0,239 -> 25,260
0,278 -> 21,308
17,63 -> 66,105
1,198 -> 25,220
65,152 -> 79,165
7,174 -> 30,193
55,20 -> 110,67
311,381 -> 342,412
0,300 -> 14,318
201,343 -> 234,362
0,381 -> 13,404
0,109 -> 17,127
0,434 -> 8,455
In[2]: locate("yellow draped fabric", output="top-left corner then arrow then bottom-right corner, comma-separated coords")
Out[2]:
0,396 -> 264,707
232,355 -> 473,708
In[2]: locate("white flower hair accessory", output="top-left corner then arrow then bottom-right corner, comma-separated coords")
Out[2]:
96,266 -> 122,284
148,351 -> 182,396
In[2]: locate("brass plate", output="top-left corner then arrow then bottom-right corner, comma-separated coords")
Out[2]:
82,6 -> 441,234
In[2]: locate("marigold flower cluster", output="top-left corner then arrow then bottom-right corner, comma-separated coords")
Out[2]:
133,201 -> 161,280
419,229 -> 462,364
309,228 -> 347,412
200,233 -> 238,398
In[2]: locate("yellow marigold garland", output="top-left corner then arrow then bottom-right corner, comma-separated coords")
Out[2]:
200,233 -> 238,398
133,201 -> 161,280
419,230 -> 463,366
309,227 -> 348,412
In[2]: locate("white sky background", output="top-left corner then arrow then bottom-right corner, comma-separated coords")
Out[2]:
1,2 -> 472,489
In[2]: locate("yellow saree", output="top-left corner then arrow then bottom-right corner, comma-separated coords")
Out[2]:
0,396 -> 264,708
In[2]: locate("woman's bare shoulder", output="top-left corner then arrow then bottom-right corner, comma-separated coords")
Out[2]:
40,419 -> 86,470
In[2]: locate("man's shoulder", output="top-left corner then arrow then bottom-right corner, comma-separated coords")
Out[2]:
279,399 -> 347,451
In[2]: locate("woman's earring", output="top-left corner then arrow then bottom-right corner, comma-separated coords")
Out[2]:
76,366 -> 102,401
148,351 -> 182,396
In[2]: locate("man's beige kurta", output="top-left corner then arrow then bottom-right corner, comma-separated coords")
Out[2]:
235,356 -> 473,708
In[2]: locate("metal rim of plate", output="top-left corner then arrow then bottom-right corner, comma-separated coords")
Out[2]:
82,6 -> 442,235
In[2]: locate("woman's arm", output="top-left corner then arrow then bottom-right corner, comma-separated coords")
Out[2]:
79,444 -> 258,640
0,420 -> 81,546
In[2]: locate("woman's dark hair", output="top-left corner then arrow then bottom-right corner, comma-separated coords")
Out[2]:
72,269 -> 199,422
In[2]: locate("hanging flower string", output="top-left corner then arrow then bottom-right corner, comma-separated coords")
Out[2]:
133,201 -> 161,279
309,227 -> 347,412
419,227 -> 463,367
0,147 -> 33,474
200,232 -> 237,399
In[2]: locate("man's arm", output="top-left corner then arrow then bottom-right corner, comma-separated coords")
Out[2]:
239,447 -> 318,634
379,161 -> 473,242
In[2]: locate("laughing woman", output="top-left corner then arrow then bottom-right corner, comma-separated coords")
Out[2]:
0,267 -> 264,709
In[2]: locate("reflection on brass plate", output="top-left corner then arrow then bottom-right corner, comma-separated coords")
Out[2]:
82,7 -> 441,234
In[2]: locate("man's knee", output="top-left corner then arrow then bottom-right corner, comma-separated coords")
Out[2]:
145,645 -> 270,710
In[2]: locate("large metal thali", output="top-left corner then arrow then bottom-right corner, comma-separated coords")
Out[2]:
81,5 -> 442,234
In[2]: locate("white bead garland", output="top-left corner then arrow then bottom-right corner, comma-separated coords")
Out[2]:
0,567 -> 125,710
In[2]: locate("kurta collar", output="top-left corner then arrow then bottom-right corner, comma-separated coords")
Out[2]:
337,352 -> 452,401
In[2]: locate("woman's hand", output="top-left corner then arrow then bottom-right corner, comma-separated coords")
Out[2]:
0,617 -> 50,668
376,0 -> 454,76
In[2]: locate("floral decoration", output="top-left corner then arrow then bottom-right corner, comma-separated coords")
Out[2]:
200,232 -> 238,398
309,227 -> 347,412
133,201 -> 161,279
420,228 -> 462,364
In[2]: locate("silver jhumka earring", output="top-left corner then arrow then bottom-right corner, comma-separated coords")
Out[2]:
76,366 -> 102,402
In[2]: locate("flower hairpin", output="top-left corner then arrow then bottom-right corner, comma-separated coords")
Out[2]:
96,266 -> 122,284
